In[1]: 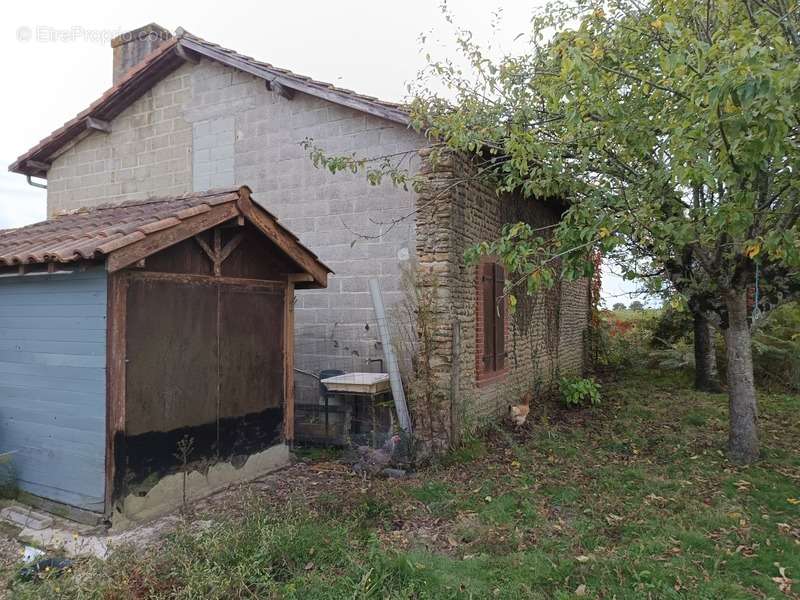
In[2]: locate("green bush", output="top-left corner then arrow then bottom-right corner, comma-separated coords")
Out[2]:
644,306 -> 700,372
648,306 -> 693,348
648,339 -> 695,371
559,377 -> 601,408
752,301 -> 800,392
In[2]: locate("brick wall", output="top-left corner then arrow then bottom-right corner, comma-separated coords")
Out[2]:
415,148 -> 591,441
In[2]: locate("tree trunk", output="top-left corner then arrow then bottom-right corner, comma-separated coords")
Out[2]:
693,311 -> 720,392
723,288 -> 759,464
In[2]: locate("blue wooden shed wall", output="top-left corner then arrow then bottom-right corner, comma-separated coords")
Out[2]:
0,269 -> 107,512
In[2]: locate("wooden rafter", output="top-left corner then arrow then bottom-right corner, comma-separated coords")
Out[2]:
194,234 -> 215,262
236,192 -> 329,287
86,117 -> 112,133
101,187 -> 330,286
25,159 -> 51,172
175,44 -> 199,64
219,233 -> 244,264
106,203 -> 239,272
194,228 -> 244,276
265,79 -> 295,100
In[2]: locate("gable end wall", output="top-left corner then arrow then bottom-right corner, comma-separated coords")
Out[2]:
45,58 -> 425,406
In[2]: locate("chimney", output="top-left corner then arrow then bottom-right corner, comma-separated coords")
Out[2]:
111,23 -> 172,84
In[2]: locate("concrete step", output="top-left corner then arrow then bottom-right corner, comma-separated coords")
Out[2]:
0,506 -> 53,531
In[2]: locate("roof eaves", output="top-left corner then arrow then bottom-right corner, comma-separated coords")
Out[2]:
0,187 -> 332,286
174,33 -> 411,126
9,29 -> 413,179
8,37 -> 183,177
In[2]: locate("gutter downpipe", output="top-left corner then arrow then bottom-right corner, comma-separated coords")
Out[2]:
26,175 -> 47,189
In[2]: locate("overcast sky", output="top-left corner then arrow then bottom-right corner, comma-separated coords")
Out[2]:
0,0 -> 646,304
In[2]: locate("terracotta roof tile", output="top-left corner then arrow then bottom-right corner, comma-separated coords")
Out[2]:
0,186 -> 332,289
0,188 -> 240,266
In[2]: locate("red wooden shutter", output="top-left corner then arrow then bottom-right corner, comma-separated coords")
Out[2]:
482,263 -> 495,371
493,263 -> 505,370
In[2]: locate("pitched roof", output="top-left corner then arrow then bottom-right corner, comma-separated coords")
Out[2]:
0,186 -> 331,288
178,29 -> 409,123
9,28 -> 411,178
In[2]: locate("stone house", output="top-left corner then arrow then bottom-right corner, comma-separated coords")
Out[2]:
9,24 -> 591,449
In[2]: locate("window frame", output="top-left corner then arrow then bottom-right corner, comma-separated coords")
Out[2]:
476,259 -> 508,384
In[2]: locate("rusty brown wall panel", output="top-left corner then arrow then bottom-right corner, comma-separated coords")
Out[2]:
121,273 -> 286,492
217,286 -> 285,455
220,227 -> 297,280
125,278 -> 218,435
219,286 -> 284,417
140,236 -> 214,276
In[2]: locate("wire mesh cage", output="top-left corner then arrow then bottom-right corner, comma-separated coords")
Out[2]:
293,312 -> 402,448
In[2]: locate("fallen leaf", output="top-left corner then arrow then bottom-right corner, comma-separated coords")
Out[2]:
645,493 -> 667,503
575,583 -> 587,596
576,555 -> 590,563
772,563 -> 793,594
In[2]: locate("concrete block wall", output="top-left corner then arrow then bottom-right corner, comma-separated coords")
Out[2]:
192,115 -> 235,190
47,64 -> 195,216
185,61 -> 423,401
45,57 -> 424,404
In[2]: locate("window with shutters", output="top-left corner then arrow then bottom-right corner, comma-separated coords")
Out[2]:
476,260 -> 507,383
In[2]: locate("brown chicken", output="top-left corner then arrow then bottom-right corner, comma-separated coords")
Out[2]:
509,391 -> 532,427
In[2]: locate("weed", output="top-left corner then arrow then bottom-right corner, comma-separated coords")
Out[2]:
173,435 -> 194,507
440,436 -> 488,466
559,377 -> 601,408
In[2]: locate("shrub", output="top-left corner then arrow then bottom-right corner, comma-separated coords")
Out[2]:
593,310 -> 654,369
559,377 -> 601,408
648,306 -> 693,349
752,301 -> 800,392
649,339 -> 695,371
645,307 -> 696,372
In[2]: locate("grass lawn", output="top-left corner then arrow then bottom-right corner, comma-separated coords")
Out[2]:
7,367 -> 799,599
